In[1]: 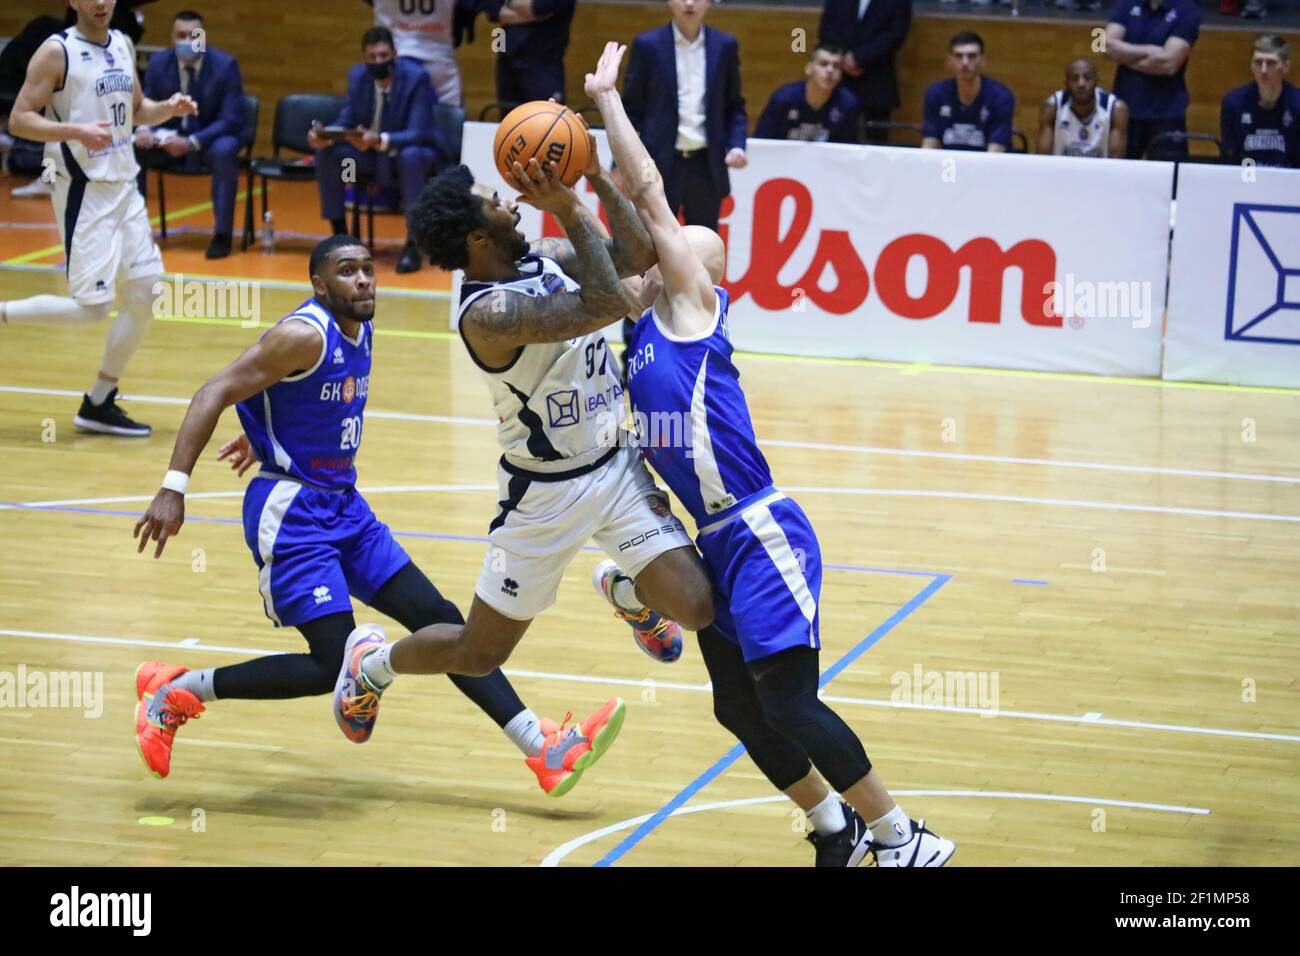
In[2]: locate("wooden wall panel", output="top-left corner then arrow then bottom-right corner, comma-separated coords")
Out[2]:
4,2 -> 1296,153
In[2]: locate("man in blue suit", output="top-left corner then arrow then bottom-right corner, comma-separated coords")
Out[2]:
622,0 -> 748,232
136,10 -> 246,259
308,26 -> 441,274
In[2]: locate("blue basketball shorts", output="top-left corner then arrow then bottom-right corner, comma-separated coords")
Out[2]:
241,476 -> 410,627
696,491 -> 822,663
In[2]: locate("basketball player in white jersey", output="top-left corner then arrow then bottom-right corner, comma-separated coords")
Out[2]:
364,0 -> 462,106
329,138 -> 719,737
0,0 -> 196,437
1037,58 -> 1128,159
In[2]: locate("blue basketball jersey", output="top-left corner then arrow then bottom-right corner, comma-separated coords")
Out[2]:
625,288 -> 774,528
236,298 -> 371,491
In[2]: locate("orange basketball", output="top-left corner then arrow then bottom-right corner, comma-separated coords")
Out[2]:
493,101 -> 591,188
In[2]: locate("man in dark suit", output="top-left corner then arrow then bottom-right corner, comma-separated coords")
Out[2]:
489,0 -> 577,106
135,10 -> 246,259
308,27 -> 441,274
818,0 -> 912,144
622,0 -> 748,232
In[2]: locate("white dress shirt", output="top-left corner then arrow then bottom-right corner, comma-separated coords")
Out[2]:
673,23 -> 708,153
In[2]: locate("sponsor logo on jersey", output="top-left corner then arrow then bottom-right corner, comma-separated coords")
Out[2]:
644,492 -> 671,518
319,375 -> 368,402
309,455 -> 356,472
333,346 -> 345,365
546,389 -> 580,427
585,381 -> 623,414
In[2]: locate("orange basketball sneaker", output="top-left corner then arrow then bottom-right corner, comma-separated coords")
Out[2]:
525,697 -> 626,798
134,662 -> 204,779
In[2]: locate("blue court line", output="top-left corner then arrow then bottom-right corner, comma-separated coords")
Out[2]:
0,502 -> 957,578
1012,578 -> 1050,586
592,571 -> 952,867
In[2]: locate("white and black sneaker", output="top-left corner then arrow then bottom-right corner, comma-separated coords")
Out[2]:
872,818 -> 956,867
805,803 -> 874,867
73,388 -> 151,437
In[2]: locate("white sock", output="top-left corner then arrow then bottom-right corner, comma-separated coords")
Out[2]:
88,378 -> 115,405
503,707 -> 545,757
171,668 -> 217,702
867,806 -> 913,847
359,642 -> 397,689
807,793 -> 847,836
1,294 -> 111,324
610,574 -> 645,615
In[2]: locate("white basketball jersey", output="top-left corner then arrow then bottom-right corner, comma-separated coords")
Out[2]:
372,0 -> 453,62
1052,89 -> 1115,159
45,26 -> 138,182
456,255 -> 627,475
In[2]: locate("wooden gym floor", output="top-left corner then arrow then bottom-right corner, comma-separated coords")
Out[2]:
0,173 -> 1297,867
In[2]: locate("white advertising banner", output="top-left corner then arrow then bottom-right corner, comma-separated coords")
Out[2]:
1163,163 -> 1300,389
455,122 -> 1173,376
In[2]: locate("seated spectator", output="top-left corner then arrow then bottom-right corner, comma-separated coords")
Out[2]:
753,44 -> 861,144
1103,0 -> 1200,159
1221,35 -> 1300,169
1037,58 -> 1128,157
488,0 -> 577,106
135,10 -> 246,260
921,31 -> 1014,152
307,26 -> 441,274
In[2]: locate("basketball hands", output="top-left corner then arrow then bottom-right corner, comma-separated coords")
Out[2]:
217,433 -> 259,477
135,490 -> 184,559
584,41 -> 626,100
505,157 -> 579,217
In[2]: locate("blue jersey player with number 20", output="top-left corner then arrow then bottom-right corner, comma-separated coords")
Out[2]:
130,236 -> 621,798
584,42 -> 956,866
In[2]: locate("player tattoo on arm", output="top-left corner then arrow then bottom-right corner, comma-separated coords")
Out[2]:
588,169 -> 657,277
559,205 -> 632,317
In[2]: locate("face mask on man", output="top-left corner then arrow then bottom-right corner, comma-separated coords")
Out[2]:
366,59 -> 394,80
175,40 -> 202,63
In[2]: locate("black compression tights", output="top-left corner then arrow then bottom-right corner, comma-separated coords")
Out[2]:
698,626 -> 872,795
211,563 -> 526,727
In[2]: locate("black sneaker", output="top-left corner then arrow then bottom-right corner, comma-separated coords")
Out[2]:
74,388 -> 151,437
805,803 -> 873,867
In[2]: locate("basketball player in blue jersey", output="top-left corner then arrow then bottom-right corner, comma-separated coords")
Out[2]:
0,0 -> 197,437
130,236 -> 622,798
584,42 -> 956,866
328,133 -> 721,750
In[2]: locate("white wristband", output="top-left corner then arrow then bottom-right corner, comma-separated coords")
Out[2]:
161,470 -> 190,495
